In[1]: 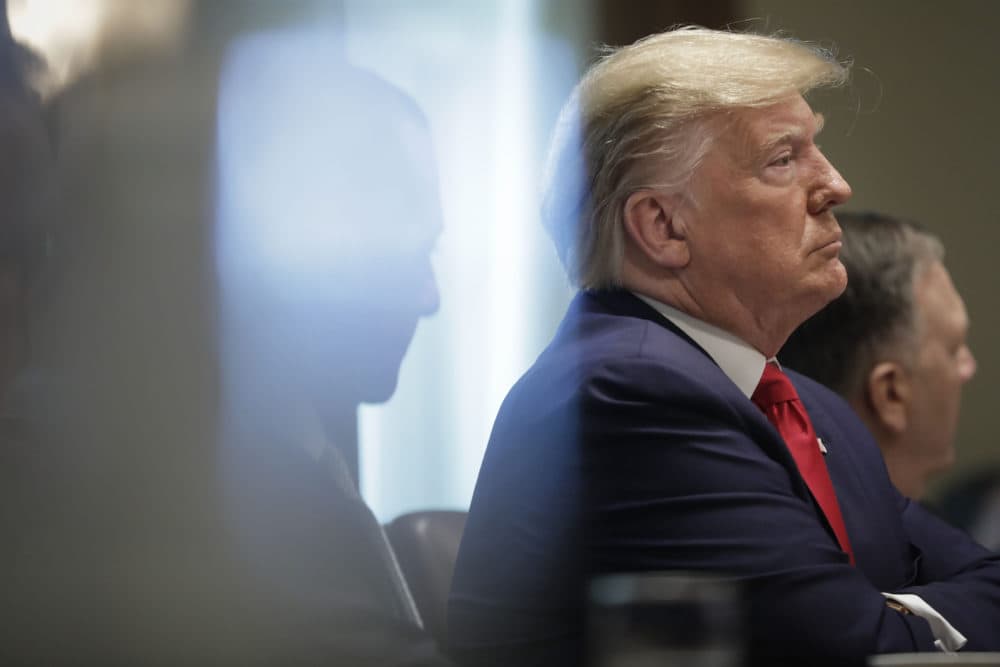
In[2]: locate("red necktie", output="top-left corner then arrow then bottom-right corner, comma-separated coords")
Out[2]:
752,362 -> 855,565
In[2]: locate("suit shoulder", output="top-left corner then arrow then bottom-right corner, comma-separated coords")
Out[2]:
496,314 -> 740,437
536,312 -> 714,389
786,368 -> 854,417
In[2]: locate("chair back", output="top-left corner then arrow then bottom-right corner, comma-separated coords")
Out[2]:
385,510 -> 468,646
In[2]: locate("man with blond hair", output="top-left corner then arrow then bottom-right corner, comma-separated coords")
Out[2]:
781,212 -> 977,501
449,27 -> 1000,666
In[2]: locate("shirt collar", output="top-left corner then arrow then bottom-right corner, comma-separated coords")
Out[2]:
632,292 -> 768,399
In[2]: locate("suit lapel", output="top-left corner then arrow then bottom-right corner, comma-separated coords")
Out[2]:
581,290 -> 820,510
795,381 -> 911,580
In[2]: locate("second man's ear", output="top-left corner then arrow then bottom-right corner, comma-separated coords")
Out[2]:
622,189 -> 690,269
866,360 -> 912,435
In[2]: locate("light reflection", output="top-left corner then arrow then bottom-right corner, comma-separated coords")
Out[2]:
7,0 -> 190,95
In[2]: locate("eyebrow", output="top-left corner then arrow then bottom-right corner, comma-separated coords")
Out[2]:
758,112 -> 826,156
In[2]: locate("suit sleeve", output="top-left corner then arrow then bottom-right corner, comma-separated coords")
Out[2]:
893,491 -> 1000,650
802,371 -> 1000,652
579,357 -> 1000,666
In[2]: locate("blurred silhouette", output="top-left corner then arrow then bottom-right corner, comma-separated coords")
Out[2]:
0,11 -> 72,664
215,24 -> 448,665
216,25 -> 441,481
0,8 -> 52,426
4,2 -> 449,663
781,212 -> 976,500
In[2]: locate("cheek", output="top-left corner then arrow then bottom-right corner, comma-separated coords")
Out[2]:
907,381 -> 959,463
922,360 -> 966,424
757,201 -> 811,255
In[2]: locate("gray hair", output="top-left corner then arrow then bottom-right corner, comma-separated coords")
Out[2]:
542,26 -> 850,288
780,211 -> 945,398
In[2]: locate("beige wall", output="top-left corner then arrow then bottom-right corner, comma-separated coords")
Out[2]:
738,0 -> 1000,494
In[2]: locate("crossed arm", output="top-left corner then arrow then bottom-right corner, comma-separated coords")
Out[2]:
581,362 -> 1000,665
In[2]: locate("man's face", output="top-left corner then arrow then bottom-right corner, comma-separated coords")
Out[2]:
675,95 -> 852,345
904,260 -> 976,476
320,109 -> 443,406
261,105 -> 443,407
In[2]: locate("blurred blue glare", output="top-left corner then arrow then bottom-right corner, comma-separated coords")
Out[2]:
217,2 -> 587,521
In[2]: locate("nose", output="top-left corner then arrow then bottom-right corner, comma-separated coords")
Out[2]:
959,345 -> 977,382
808,153 -> 852,215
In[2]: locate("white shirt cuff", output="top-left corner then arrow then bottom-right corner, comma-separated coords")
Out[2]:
882,592 -> 967,652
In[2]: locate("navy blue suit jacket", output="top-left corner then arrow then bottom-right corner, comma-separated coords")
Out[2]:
449,290 -> 1000,666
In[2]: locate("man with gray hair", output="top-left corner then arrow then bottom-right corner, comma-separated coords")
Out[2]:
781,212 -> 976,501
449,27 -> 1000,666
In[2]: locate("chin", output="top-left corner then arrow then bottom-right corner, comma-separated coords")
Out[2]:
357,370 -> 403,405
826,260 -> 848,297
807,266 -> 848,315
340,333 -> 415,406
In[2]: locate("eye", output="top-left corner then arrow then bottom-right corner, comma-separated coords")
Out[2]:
768,154 -> 792,168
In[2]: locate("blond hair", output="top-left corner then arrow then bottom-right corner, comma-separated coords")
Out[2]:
542,27 -> 850,288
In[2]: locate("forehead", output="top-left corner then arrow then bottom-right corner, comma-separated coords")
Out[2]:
716,95 -> 823,157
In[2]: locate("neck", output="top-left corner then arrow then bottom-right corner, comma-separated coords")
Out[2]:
624,272 -> 792,358
854,403 -> 926,500
880,446 -> 926,500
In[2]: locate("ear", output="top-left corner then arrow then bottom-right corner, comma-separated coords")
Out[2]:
622,189 -> 690,269
865,361 -> 911,435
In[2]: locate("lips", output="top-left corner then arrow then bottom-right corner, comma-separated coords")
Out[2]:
814,230 -> 842,255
